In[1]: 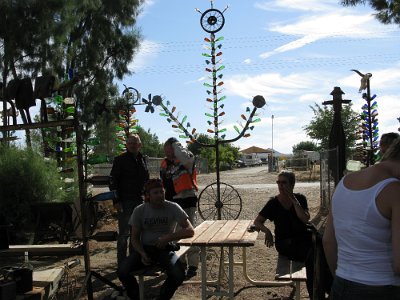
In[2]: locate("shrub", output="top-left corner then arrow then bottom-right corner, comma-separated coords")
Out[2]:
0,146 -> 66,232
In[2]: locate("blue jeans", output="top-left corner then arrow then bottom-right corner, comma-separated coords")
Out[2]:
331,276 -> 400,300
117,245 -> 185,300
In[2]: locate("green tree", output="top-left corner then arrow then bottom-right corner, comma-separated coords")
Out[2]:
187,134 -> 213,156
304,103 -> 359,151
0,1 -> 143,142
292,141 -> 319,155
341,1 -> 400,25
136,126 -> 164,158
0,0 -> 70,144
187,134 -> 240,171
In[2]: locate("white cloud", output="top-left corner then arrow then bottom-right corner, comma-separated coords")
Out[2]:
184,76 -> 206,85
270,13 -> 375,36
255,0 -> 335,12
299,93 -> 324,103
260,13 -> 377,58
260,34 -> 321,58
224,72 -> 324,100
243,58 -> 252,64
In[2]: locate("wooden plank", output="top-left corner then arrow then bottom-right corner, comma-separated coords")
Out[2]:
0,243 -> 83,256
16,287 -> 45,300
240,226 -> 259,246
33,268 -> 64,299
209,220 -> 239,245
33,268 -> 64,286
275,255 -> 306,281
227,220 -> 257,245
175,245 -> 190,258
178,221 -> 213,246
191,220 -> 226,246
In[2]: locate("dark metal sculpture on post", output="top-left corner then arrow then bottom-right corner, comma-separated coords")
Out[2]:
148,1 -> 266,220
322,87 -> 351,185
352,70 -> 379,166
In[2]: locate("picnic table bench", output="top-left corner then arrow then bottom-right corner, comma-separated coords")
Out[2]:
275,254 -> 307,300
130,245 -> 190,300
275,215 -> 329,300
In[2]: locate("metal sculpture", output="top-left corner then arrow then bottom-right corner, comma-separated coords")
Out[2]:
322,87 -> 351,185
352,70 -> 379,166
150,1 -> 266,220
114,85 -> 158,154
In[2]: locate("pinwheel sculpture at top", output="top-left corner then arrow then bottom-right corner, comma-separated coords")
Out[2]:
148,2 -> 266,220
352,69 -> 380,166
114,85 -> 141,154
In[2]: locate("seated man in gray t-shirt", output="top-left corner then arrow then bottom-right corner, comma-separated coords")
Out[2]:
117,178 -> 195,300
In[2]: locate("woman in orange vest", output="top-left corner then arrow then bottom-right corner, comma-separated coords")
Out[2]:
160,137 -> 199,279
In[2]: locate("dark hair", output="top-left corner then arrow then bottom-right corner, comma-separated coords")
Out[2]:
278,171 -> 296,188
164,137 -> 178,146
381,137 -> 400,162
144,179 -> 164,201
380,132 -> 400,146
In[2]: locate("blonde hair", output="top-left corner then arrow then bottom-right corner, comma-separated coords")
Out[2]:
381,137 -> 400,162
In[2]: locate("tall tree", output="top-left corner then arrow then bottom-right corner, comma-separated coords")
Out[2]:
1,0 -> 144,141
136,126 -> 164,158
303,103 -> 359,151
341,0 -> 400,25
1,0 -> 70,144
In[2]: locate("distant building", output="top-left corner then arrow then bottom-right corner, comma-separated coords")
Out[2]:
240,146 -> 288,168
240,146 -> 271,164
297,150 -> 320,162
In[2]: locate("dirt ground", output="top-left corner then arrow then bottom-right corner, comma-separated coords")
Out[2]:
15,166 -> 322,300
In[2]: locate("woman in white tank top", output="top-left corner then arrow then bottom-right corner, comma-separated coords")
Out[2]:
323,138 -> 400,300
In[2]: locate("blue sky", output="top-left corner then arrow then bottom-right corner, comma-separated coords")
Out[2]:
120,0 -> 400,154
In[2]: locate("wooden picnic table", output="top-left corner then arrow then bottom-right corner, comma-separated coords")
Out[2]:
178,219 -> 290,299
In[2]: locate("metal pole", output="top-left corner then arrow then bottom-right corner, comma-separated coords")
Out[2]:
215,140 -> 222,219
366,78 -> 373,166
271,115 -> 274,171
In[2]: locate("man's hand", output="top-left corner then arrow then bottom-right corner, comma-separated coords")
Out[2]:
156,235 -> 170,249
113,202 -> 123,213
141,253 -> 152,266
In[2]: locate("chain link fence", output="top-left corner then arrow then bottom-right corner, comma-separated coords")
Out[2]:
319,147 -> 338,211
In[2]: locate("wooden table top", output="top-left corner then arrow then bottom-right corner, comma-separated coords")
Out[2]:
178,220 -> 258,247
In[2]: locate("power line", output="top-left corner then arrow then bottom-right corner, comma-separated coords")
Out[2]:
138,31 -> 400,53
131,53 -> 400,75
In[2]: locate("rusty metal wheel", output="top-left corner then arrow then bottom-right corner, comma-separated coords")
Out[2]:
198,182 -> 242,220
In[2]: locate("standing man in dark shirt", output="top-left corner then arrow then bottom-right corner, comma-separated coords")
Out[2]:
109,134 -> 149,268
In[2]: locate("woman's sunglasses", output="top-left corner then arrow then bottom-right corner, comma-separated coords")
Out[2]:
276,180 -> 288,185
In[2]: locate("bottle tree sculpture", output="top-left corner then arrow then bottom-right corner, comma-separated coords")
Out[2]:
150,1 -> 266,220
114,85 -> 155,154
352,70 -> 379,166
113,86 -> 140,154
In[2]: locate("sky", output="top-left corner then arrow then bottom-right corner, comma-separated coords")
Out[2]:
117,0 -> 400,155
